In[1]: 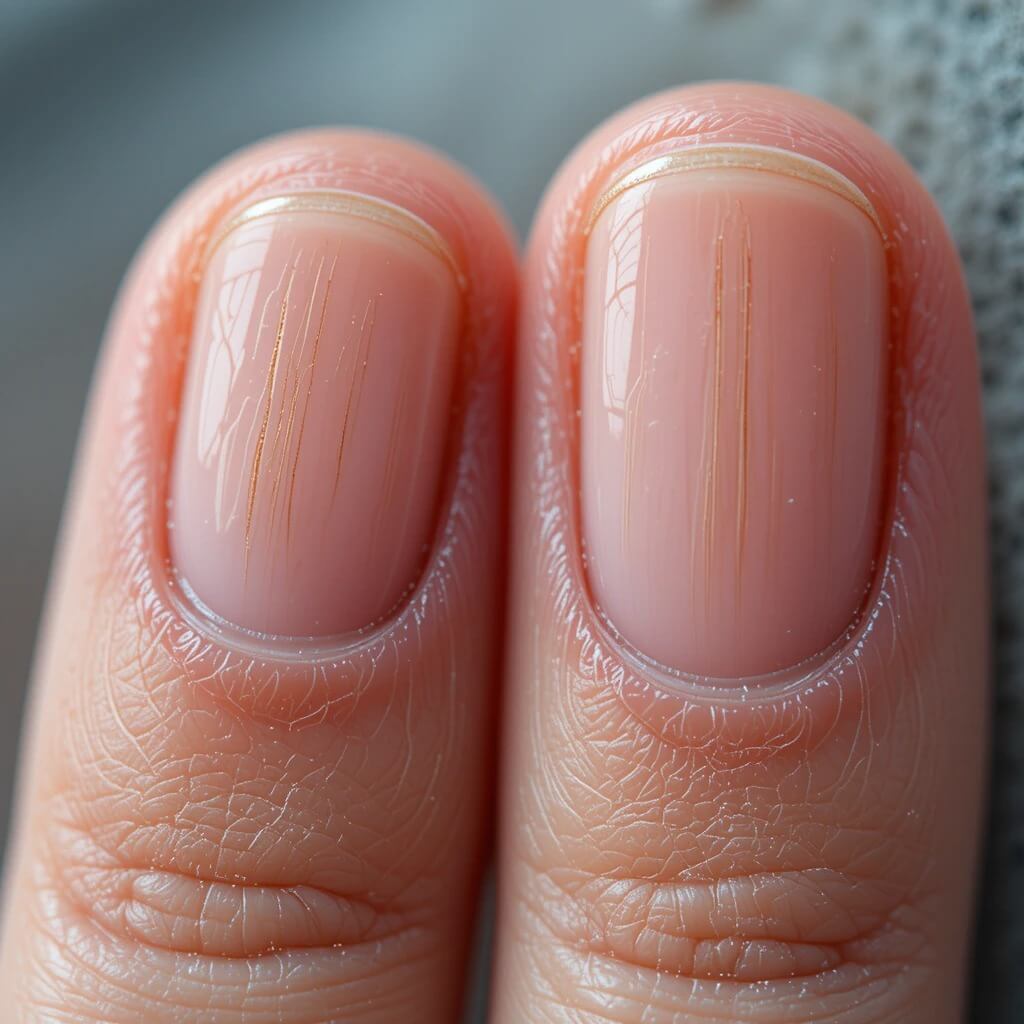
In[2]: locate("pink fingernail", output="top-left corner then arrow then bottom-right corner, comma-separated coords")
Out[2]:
582,148 -> 888,678
170,193 -> 461,637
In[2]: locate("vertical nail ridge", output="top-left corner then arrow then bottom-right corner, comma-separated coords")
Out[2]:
582,157 -> 888,678
246,262 -> 296,578
172,196 -> 460,636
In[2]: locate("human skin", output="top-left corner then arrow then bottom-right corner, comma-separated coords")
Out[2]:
0,84 -> 987,1023
0,132 -> 519,1022
171,197 -> 463,636
493,84 -> 987,1022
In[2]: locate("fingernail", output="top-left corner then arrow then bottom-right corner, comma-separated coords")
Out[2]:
170,193 -> 461,636
582,148 -> 888,678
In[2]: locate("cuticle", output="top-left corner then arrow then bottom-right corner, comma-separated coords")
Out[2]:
164,566 -> 409,663
581,528 -> 889,705
202,189 -> 467,290
584,143 -> 886,239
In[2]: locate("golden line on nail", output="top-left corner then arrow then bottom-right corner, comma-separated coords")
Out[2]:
333,295 -> 376,501
245,263 -> 295,577
586,144 -> 884,237
206,191 -> 465,288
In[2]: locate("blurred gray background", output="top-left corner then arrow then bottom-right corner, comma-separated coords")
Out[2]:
1,1 -> 1022,1019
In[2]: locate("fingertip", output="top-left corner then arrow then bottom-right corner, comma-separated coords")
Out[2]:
497,83 -> 986,1023
4,128 -> 519,1022
518,79 -> 985,717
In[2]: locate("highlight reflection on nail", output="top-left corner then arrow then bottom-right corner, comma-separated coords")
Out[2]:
170,192 -> 462,637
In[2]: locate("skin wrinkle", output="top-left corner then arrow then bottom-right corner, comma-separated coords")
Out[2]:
524,82 -> 976,752
1,131 -> 515,1021
106,130 -> 507,725
0,90 -> 984,1022
510,882 -> 917,1024
517,907 -> 916,1024
520,870 -> 873,984
45,819 -> 413,960
498,84 -> 986,1022
22,879 -> 437,1023
26,582 -> 462,1013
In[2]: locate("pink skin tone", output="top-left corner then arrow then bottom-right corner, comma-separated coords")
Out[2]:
172,202 -> 460,636
0,133 -> 518,1022
0,86 -> 987,1024
495,85 -> 986,1022
583,163 -> 887,678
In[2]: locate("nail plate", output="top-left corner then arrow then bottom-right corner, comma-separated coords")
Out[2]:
170,193 -> 461,636
582,149 -> 888,678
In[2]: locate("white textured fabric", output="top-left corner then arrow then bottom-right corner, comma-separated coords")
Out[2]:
792,4 -> 1022,1016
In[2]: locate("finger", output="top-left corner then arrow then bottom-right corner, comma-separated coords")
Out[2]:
0,130 -> 516,1022
494,83 -> 987,1023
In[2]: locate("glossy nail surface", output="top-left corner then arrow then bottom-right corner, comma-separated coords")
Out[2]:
170,194 -> 461,636
582,152 -> 888,678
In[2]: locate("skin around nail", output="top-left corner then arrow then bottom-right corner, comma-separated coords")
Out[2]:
494,83 -> 987,1024
0,129 -> 519,1023
581,156 -> 888,679
170,194 -> 461,637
